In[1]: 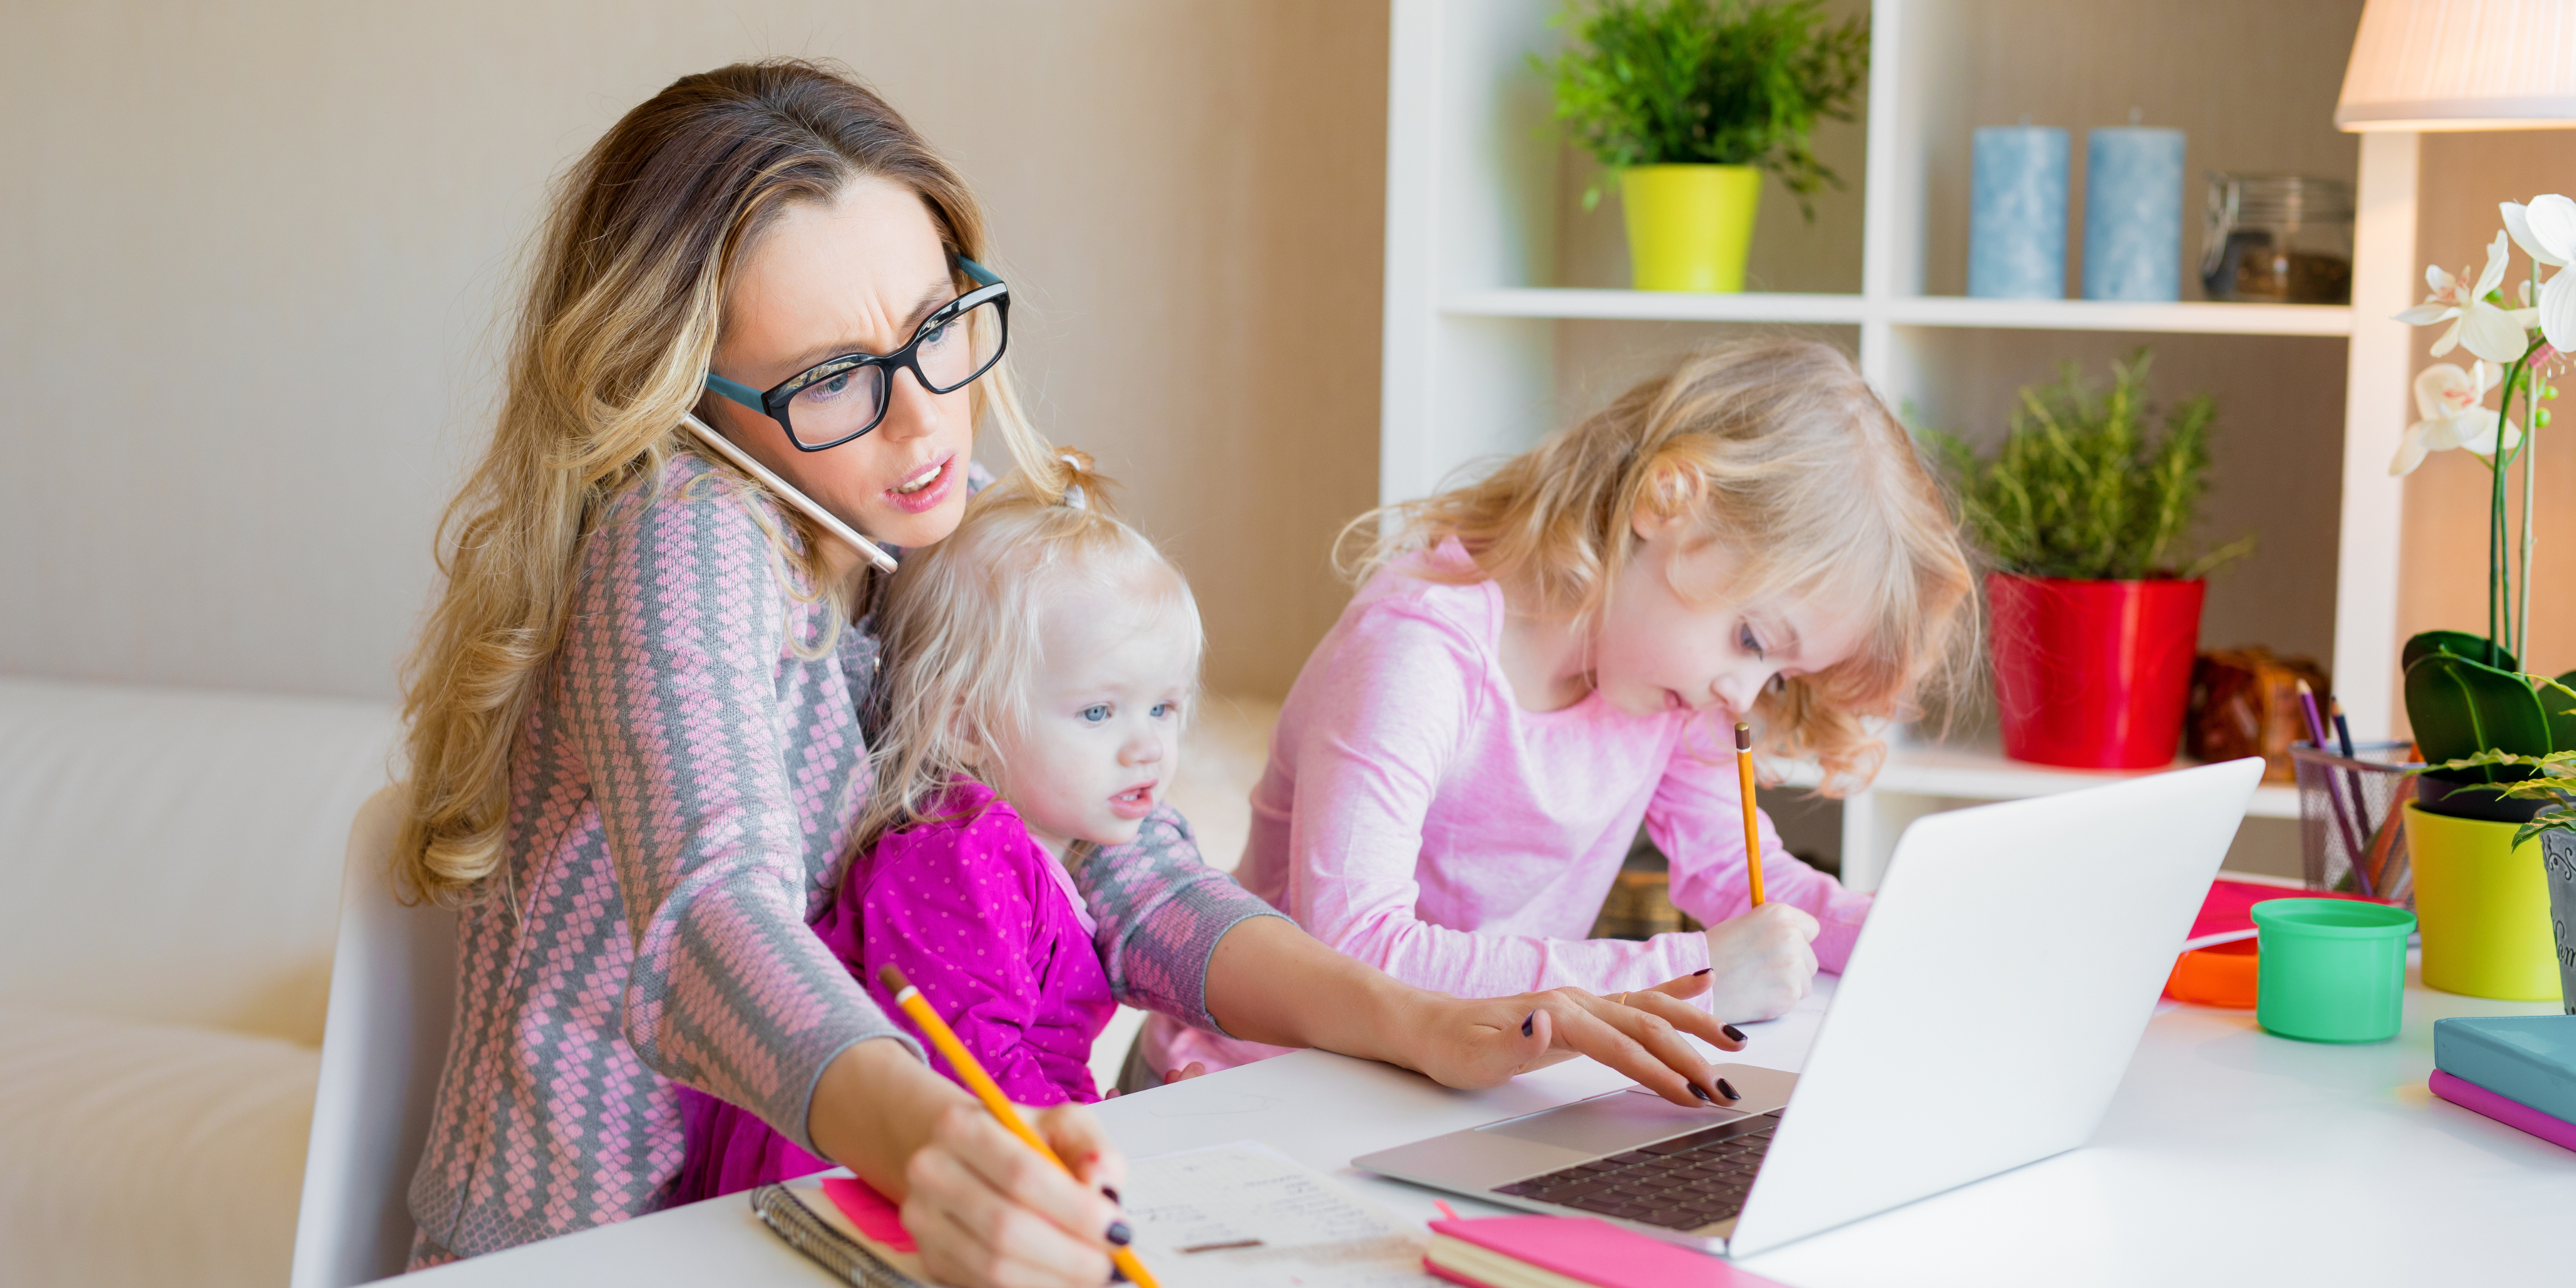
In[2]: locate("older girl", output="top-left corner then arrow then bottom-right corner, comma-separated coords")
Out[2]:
397,60 -> 1729,1288
1145,340 -> 1976,1082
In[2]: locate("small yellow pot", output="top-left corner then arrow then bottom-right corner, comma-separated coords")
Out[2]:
1621,165 -> 1762,293
2407,801 -> 2563,1002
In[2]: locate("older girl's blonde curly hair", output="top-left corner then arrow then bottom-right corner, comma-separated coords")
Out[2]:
1344,338 -> 1976,793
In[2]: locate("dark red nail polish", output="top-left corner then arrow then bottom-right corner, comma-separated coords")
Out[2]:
1690,1082 -> 1716,1102
1101,1184 -> 1122,1205
1722,1024 -> 1747,1042
1521,1012 -> 1535,1038
1107,1220 -> 1133,1246
1717,1078 -> 1740,1101
1693,967 -> 1711,976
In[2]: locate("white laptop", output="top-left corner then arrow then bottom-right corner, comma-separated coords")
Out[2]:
1354,757 -> 2264,1258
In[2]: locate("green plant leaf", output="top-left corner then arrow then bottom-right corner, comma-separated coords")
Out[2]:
2401,628 -> 2517,674
2413,747 -> 2576,843
2549,669 -> 2576,753
2404,649 -> 2558,773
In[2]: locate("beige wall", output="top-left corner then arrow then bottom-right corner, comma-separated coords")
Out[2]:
0,1 -> 1387,702
2401,132 -> 2576,686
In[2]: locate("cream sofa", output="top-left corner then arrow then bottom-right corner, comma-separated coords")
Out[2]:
0,676 -> 397,1288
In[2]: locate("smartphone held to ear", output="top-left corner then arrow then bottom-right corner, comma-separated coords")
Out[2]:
678,412 -> 899,574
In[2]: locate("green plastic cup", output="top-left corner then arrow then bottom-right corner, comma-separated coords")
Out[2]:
2252,898 -> 2417,1042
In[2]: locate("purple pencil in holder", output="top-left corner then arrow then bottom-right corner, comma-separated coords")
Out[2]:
2289,741 -> 2420,903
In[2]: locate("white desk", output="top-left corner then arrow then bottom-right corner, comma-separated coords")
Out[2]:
408,968 -> 2570,1287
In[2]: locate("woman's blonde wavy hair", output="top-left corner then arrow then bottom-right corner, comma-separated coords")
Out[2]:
857,451 -> 1201,854
1343,339 -> 1975,794
396,60 -> 1061,905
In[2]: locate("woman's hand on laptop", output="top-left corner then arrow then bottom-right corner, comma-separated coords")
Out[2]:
1392,974 -> 1751,1110
1701,902 -> 1821,1023
1199,916 -> 1751,1111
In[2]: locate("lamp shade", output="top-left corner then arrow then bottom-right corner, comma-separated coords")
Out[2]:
2337,0 -> 2576,131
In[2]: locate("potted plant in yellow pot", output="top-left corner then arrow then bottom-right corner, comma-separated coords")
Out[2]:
2389,194 -> 2576,1002
1541,0 -> 1867,293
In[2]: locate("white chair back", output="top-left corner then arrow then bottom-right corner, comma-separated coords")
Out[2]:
289,785 -> 457,1288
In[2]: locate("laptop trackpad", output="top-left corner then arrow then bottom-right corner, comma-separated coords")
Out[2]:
1476,1089 -> 1748,1155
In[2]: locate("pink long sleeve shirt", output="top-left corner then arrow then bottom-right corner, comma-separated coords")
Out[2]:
1145,538 -> 1870,1076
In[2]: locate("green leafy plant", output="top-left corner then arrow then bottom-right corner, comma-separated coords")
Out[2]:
2415,726 -> 2576,846
1540,0 -> 1869,215
1927,351 -> 2253,581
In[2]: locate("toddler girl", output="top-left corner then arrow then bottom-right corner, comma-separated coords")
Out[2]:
1144,339 -> 1976,1082
676,453 -> 1207,1197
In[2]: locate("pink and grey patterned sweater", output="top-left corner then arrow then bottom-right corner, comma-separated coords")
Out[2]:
405,453 -> 1280,1264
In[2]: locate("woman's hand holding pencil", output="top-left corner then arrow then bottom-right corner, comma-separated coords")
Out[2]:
808,1034 -> 1129,1288
882,965 -> 1163,1288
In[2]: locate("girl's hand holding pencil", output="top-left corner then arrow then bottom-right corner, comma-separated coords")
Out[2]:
1699,904 -> 1822,1022
1704,721 -> 1823,1023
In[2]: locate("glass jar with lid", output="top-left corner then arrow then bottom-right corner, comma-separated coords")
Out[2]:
2201,174 -> 2354,304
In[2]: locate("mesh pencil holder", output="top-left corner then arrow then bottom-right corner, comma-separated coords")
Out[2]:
2290,741 -> 2420,905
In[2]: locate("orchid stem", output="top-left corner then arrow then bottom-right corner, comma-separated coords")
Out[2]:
2491,361 -> 2513,665
2520,358 -> 2539,667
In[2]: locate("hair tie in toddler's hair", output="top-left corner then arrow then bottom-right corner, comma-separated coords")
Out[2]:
1057,452 -> 1088,512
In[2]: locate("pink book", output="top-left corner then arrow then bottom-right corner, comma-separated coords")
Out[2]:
2429,1070 -> 2576,1153
1424,1214 -> 1785,1288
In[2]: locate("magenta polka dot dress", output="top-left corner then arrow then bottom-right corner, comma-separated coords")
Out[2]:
670,778 -> 1116,1199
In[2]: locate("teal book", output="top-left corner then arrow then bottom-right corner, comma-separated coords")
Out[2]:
2432,1015 -> 2576,1122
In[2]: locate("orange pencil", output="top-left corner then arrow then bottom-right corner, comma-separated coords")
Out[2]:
877,965 -> 1160,1288
1735,722 -> 1767,907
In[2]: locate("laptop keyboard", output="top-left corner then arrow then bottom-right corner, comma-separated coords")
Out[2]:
1489,1111 -> 1781,1231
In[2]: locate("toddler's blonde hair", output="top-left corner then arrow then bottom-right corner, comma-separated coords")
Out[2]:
1345,339 -> 1975,792
859,451 -> 1202,852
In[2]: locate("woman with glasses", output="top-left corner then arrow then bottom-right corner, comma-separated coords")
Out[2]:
394,60 -> 1733,1287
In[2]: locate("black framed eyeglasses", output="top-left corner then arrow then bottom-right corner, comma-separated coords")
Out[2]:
702,257 -> 1010,453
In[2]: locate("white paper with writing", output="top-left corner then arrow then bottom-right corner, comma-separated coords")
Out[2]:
1121,1141 -> 1429,1287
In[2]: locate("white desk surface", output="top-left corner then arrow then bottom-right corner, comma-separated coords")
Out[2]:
408,967 -> 2571,1287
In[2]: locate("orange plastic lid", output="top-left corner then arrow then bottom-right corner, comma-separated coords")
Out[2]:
2165,939 -> 2259,1009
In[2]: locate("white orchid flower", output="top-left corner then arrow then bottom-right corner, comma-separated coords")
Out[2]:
2501,194 -> 2576,352
2392,361 -> 2524,475
2397,230 -> 2535,364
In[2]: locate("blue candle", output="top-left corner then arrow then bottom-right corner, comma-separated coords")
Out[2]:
2082,128 -> 2185,301
1970,127 -> 2070,299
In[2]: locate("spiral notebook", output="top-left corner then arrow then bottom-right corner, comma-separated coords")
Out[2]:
752,1142 -> 1426,1288
750,1181 -> 926,1288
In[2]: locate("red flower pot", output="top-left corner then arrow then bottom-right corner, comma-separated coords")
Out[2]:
1988,572 -> 2206,769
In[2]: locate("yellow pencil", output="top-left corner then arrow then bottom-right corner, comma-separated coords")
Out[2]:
1735,722 -> 1767,907
877,965 -> 1160,1288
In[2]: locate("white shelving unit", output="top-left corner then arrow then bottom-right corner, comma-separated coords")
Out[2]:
1450,289 -> 2355,336
1379,0 -> 2413,890
1783,739 -> 2303,890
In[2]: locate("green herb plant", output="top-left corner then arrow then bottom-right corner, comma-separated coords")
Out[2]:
1928,351 -> 2253,581
1540,0 -> 1869,216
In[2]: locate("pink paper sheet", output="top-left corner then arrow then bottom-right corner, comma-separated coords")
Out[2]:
820,1176 -> 918,1252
